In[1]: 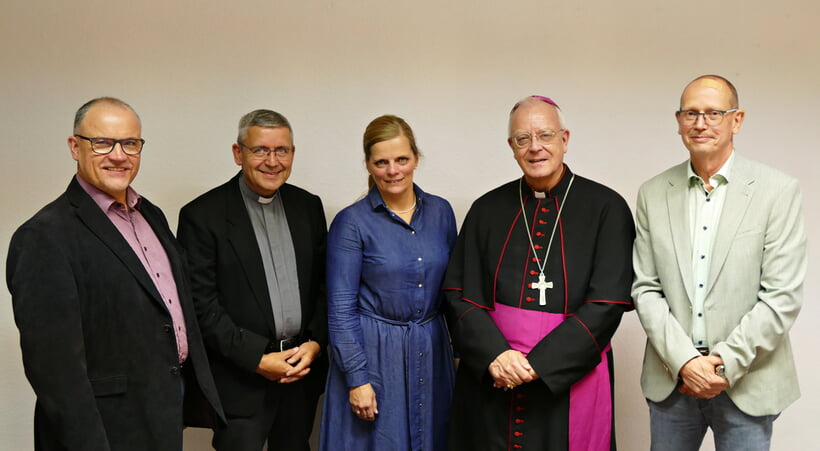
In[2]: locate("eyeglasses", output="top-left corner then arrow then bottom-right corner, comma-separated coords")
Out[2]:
74,135 -> 145,155
676,109 -> 738,126
511,129 -> 564,149
239,143 -> 293,159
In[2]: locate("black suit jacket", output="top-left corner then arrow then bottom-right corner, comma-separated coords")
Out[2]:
176,173 -> 328,416
6,177 -> 224,451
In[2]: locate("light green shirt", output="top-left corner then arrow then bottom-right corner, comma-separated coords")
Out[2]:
687,151 -> 735,349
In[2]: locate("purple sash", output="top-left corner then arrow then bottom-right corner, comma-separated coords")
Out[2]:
488,303 -> 612,451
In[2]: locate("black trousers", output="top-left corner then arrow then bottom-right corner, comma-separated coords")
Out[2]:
213,379 -> 319,451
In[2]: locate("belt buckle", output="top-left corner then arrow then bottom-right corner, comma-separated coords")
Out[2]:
279,336 -> 300,351
696,347 -> 710,356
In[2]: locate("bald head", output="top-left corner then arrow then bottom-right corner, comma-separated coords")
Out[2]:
74,97 -> 140,134
681,75 -> 738,109
508,96 -> 566,137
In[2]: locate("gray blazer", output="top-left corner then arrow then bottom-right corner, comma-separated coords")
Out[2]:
632,153 -> 807,416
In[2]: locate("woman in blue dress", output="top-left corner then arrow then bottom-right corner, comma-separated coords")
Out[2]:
319,115 -> 456,451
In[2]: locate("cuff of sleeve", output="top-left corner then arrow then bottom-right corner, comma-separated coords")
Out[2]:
236,329 -> 271,373
345,370 -> 370,388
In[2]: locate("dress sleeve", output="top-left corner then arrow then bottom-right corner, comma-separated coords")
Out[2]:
326,212 -> 370,388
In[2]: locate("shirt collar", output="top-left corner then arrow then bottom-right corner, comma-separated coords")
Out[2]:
688,150 -> 735,187
367,183 -> 425,212
75,174 -> 141,212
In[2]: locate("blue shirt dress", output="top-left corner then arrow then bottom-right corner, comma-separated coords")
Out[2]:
319,184 -> 456,451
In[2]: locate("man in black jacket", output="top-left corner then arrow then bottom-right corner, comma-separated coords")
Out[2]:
177,109 -> 328,451
7,97 -> 223,450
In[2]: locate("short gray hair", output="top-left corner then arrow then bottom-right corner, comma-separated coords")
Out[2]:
73,97 -> 139,133
237,109 -> 293,144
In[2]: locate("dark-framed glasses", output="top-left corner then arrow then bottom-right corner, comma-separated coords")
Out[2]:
74,135 -> 145,155
676,109 -> 738,126
511,129 -> 564,149
239,143 -> 293,159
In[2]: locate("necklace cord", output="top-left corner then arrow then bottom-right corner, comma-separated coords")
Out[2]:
518,174 -> 576,276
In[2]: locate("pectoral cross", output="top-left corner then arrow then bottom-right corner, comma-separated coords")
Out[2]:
531,273 -> 553,306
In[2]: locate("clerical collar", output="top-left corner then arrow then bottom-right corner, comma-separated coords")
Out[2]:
520,165 -> 573,200
237,175 -> 279,204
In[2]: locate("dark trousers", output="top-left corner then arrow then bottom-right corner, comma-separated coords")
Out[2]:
213,379 -> 319,451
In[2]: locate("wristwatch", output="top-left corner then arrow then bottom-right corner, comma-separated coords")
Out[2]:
715,364 -> 726,379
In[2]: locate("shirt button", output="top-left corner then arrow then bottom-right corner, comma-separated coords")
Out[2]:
698,313 -> 703,317
416,309 -> 422,314
418,284 -> 423,288
411,231 -> 416,235
417,257 -> 422,261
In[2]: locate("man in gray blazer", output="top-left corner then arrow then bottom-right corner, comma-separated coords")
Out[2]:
633,75 -> 807,451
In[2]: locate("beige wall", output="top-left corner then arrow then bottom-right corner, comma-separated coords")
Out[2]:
1,1 -> 817,449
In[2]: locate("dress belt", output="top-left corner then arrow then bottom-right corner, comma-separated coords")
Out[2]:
357,309 -> 439,327
357,308 -> 439,451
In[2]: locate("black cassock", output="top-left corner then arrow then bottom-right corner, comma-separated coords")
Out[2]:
444,167 -> 634,451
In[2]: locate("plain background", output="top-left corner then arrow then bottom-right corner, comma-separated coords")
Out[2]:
1,1 -> 817,449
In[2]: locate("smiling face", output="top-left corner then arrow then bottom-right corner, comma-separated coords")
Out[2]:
677,78 -> 744,162
68,102 -> 142,204
508,100 -> 569,191
232,125 -> 294,197
366,134 -> 418,201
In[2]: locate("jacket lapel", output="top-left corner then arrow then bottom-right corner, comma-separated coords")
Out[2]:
225,178 -> 278,333
706,157 -> 754,298
67,179 -> 168,312
667,165 -> 695,303
280,184 -> 309,320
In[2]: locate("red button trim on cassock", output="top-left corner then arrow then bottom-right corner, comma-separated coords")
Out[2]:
514,432 -> 524,437
515,419 -> 525,424
514,445 -> 523,449
525,297 -> 535,303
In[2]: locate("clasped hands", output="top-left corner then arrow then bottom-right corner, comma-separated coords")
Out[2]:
255,340 -> 321,383
678,355 -> 728,399
489,349 -> 539,390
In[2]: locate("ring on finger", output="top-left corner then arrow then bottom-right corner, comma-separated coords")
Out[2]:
507,383 -> 515,389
